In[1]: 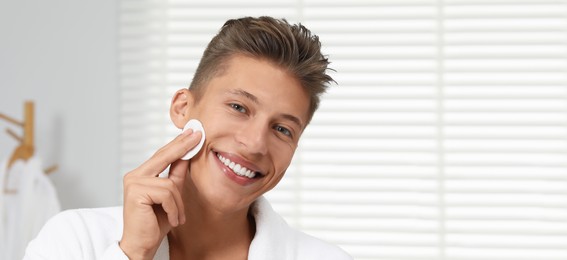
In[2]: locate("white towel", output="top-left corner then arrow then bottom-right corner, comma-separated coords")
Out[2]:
2,157 -> 61,260
0,160 -> 7,259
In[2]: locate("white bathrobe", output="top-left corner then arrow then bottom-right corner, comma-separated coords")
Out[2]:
24,197 -> 352,260
1,158 -> 61,260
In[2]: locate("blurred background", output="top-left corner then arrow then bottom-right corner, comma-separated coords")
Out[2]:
2,1 -> 567,259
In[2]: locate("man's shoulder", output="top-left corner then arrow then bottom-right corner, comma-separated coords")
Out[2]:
252,197 -> 352,259
58,206 -> 123,217
293,229 -> 353,260
49,206 -> 123,231
24,206 -> 124,259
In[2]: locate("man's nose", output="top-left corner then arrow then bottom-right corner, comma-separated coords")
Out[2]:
235,119 -> 269,156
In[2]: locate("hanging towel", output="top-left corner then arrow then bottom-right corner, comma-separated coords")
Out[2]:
0,159 -> 7,259
2,157 -> 61,260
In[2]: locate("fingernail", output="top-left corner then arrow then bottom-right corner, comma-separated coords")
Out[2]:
182,129 -> 193,135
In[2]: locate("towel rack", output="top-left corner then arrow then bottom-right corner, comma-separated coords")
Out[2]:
1,101 -> 58,193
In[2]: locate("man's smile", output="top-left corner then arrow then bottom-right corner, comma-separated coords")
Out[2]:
213,150 -> 265,185
218,154 -> 257,178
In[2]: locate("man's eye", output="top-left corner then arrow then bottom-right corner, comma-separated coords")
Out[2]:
230,103 -> 247,113
274,125 -> 292,137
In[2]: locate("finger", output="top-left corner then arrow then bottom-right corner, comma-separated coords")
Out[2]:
154,178 -> 185,226
144,187 -> 179,227
159,190 -> 181,227
169,159 -> 189,192
168,159 -> 189,223
133,179 -> 185,227
134,130 -> 201,177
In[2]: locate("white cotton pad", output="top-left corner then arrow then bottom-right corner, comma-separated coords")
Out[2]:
181,119 -> 206,160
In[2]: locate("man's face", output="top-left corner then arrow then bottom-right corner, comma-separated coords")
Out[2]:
185,54 -> 310,212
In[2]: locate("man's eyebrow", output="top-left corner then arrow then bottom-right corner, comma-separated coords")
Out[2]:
280,113 -> 304,129
228,89 -> 259,104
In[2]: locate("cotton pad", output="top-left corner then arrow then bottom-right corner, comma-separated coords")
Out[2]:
181,119 -> 206,160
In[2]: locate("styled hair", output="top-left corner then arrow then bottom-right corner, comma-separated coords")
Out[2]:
189,16 -> 334,124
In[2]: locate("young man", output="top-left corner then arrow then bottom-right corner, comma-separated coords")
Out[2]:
24,16 -> 352,259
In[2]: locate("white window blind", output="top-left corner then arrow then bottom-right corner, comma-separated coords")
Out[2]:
119,1 -> 567,259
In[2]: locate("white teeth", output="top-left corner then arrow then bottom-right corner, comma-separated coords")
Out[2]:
217,154 -> 257,179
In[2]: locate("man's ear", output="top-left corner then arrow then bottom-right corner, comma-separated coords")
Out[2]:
170,88 -> 194,129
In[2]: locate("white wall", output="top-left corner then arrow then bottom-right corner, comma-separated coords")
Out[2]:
0,1 -> 120,209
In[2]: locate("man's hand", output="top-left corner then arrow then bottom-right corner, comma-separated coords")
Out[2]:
119,129 -> 202,260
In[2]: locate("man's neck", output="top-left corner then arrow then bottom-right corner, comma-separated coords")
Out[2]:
167,193 -> 255,260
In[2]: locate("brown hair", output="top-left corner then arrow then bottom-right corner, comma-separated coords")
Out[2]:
189,16 -> 334,124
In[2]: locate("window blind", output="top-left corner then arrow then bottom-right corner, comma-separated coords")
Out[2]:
119,1 -> 567,259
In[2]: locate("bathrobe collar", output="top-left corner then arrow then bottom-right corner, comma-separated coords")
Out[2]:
156,196 -> 295,260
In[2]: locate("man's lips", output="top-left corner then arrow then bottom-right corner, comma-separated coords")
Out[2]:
213,151 -> 265,179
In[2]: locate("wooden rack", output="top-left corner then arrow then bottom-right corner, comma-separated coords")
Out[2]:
1,101 -> 57,193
